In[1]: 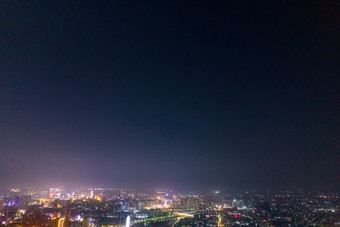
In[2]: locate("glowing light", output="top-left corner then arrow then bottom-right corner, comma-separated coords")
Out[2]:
126,216 -> 130,227
174,212 -> 194,217
218,215 -> 223,227
58,218 -> 65,227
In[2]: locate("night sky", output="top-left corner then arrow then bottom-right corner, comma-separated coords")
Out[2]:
1,1 -> 339,191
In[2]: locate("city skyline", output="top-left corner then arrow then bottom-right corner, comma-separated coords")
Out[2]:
1,1 -> 339,192
0,186 -> 338,226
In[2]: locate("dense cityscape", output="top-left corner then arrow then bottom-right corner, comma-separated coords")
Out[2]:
0,187 -> 339,226
1,1 -> 339,227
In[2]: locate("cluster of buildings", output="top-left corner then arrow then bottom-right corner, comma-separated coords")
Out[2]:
0,187 -> 339,226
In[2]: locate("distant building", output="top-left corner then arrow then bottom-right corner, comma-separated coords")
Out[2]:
136,200 -> 146,210
146,200 -> 154,208
64,201 -> 71,227
181,197 -> 201,210
121,202 -> 129,211
19,196 -> 32,207
232,199 -> 244,209
50,188 -> 62,199
256,201 -> 270,212
82,217 -> 90,227
14,196 -> 20,206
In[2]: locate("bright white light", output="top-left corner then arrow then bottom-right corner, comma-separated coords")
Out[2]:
126,216 -> 130,227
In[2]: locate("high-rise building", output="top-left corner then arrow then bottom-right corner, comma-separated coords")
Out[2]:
13,196 -> 20,206
82,217 -> 90,227
146,200 -> 154,208
50,188 -> 62,199
64,201 -> 71,227
19,196 -> 32,207
180,197 -> 201,210
232,199 -> 244,209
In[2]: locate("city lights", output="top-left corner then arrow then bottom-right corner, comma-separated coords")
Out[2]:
0,0 -> 338,226
0,187 -> 338,226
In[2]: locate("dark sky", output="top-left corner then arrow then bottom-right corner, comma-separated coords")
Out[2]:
0,1 -> 339,191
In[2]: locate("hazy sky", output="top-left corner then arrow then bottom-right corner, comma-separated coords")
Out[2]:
1,1 -> 339,191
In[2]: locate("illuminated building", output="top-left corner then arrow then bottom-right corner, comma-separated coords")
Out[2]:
82,217 -> 90,227
10,188 -> 20,193
232,199 -> 244,209
180,197 -> 201,210
137,200 -> 146,210
145,200 -> 154,208
50,188 -> 62,199
14,196 -> 20,206
19,196 -> 32,207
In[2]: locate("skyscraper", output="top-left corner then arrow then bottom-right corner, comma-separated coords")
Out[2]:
82,217 -> 90,227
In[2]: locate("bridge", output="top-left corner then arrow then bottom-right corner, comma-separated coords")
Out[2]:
92,211 -> 196,227
130,212 -> 194,226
